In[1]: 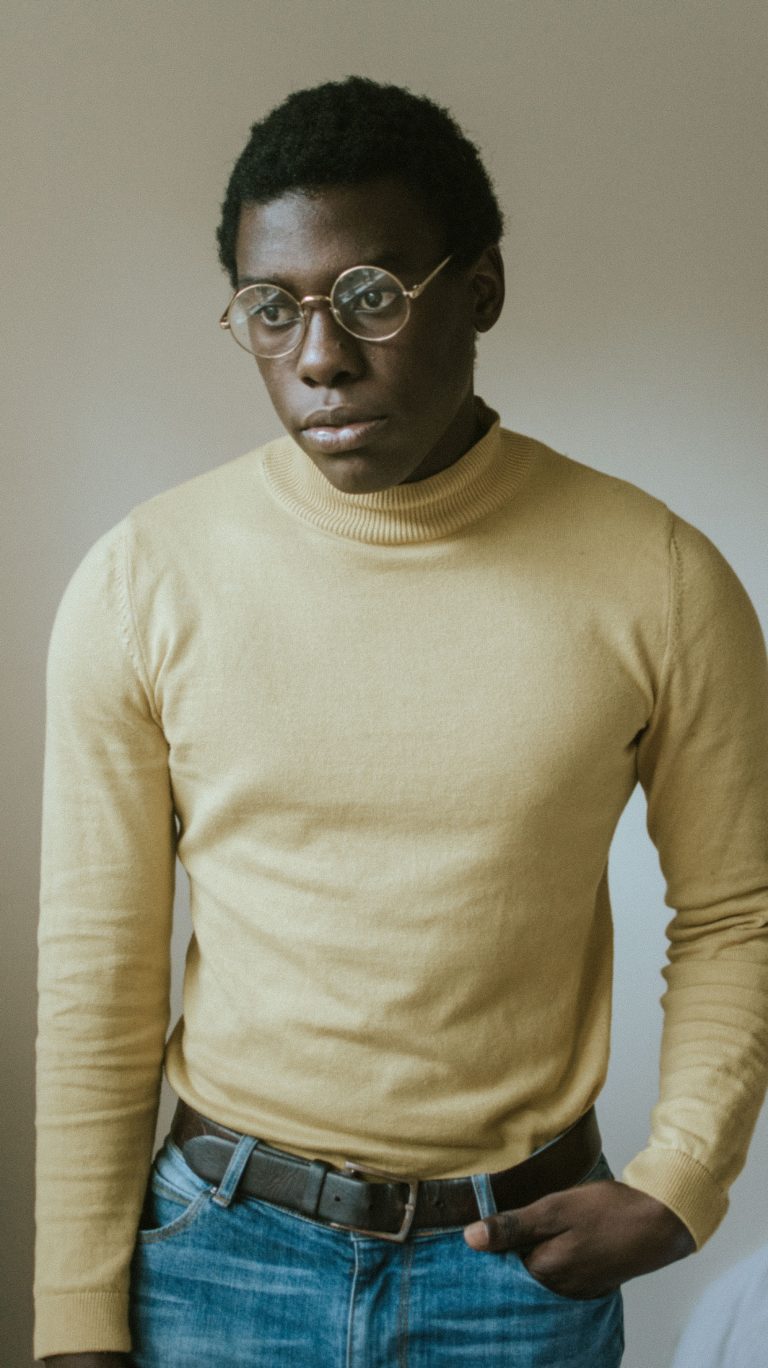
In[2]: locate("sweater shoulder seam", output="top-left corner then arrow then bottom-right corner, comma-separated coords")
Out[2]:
116,517 -> 162,726
655,509 -> 680,708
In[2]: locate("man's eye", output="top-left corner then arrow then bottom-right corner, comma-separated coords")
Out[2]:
352,287 -> 399,313
252,302 -> 299,327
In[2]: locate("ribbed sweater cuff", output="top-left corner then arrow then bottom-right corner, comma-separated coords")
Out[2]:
622,1146 -> 728,1249
34,1290 -> 130,1361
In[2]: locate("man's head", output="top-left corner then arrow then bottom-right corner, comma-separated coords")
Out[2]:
217,77 -> 505,492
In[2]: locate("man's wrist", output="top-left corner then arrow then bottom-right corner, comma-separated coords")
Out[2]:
637,1190 -> 696,1261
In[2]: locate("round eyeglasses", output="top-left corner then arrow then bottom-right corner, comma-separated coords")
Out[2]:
219,254 -> 453,358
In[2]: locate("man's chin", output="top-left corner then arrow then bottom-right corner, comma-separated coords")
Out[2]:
303,447 -> 406,494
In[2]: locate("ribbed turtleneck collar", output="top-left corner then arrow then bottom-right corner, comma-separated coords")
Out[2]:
259,401 -> 534,545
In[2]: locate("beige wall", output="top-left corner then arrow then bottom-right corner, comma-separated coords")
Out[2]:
3,2 -> 766,1363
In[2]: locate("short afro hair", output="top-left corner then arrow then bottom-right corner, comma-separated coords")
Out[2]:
216,76 -> 504,287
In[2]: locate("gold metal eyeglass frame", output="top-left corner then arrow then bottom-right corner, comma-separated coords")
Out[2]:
219,253 -> 453,357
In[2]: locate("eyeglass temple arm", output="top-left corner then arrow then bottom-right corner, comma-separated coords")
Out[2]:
219,296 -> 235,329
406,254 -> 453,299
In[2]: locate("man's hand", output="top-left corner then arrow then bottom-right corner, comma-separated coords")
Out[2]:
463,1180 -> 695,1299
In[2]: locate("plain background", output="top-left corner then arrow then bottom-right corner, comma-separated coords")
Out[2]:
2,2 -> 766,1364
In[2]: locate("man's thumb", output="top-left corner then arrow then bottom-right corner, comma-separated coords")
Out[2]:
464,1203 -> 547,1253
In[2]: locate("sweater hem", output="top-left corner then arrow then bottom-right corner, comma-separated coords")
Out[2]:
622,1145 -> 729,1249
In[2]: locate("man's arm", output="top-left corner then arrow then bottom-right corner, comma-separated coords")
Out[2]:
465,513 -> 768,1286
35,521 -> 176,1360
623,515 -> 768,1239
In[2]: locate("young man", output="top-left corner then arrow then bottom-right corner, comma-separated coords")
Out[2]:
36,77 -> 768,1367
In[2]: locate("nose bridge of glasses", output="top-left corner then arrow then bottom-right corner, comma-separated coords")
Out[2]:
296,291 -> 350,340
296,291 -> 360,356
299,291 -> 333,310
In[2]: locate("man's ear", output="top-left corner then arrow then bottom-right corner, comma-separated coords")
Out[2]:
471,246 -> 505,333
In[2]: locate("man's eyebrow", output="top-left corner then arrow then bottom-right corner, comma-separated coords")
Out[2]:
236,272 -> 292,289
236,252 -> 409,290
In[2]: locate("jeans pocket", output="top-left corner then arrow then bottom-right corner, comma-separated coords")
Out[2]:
135,1139 -> 215,1244
512,1252 -> 621,1305
509,1252 -> 625,1368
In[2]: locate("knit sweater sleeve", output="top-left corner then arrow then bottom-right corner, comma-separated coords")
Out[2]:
623,513 -> 768,1247
35,519 -> 176,1359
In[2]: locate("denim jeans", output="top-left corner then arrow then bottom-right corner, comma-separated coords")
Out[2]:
128,1130 -> 624,1367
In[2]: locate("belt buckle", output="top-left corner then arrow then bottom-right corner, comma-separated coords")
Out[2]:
330,1160 -> 420,1243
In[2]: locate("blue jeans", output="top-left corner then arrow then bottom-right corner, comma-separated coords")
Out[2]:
128,1131 -> 624,1367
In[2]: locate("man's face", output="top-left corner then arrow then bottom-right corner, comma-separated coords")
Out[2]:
234,178 -> 503,492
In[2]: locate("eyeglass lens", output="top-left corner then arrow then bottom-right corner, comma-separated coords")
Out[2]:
228,267 -> 409,356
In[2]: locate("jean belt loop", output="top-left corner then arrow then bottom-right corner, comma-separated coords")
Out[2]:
211,1133 -> 259,1208
470,1172 -> 498,1221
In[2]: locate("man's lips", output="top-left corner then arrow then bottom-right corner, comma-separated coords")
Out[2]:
302,407 -> 385,428
300,409 -> 388,454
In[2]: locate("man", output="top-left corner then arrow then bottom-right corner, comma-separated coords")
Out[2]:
35,76 -> 768,1367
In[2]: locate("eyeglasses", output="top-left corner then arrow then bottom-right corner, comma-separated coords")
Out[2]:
219,253 -> 453,358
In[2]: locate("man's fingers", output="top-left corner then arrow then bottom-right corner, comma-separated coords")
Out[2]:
464,1196 -> 564,1252
464,1181 -> 697,1297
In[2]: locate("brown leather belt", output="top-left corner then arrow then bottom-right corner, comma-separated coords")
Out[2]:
170,1098 -> 602,1242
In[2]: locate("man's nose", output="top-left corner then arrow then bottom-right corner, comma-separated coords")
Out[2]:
296,305 -> 365,387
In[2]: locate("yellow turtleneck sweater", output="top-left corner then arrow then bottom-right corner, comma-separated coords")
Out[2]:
35,408 -> 768,1357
